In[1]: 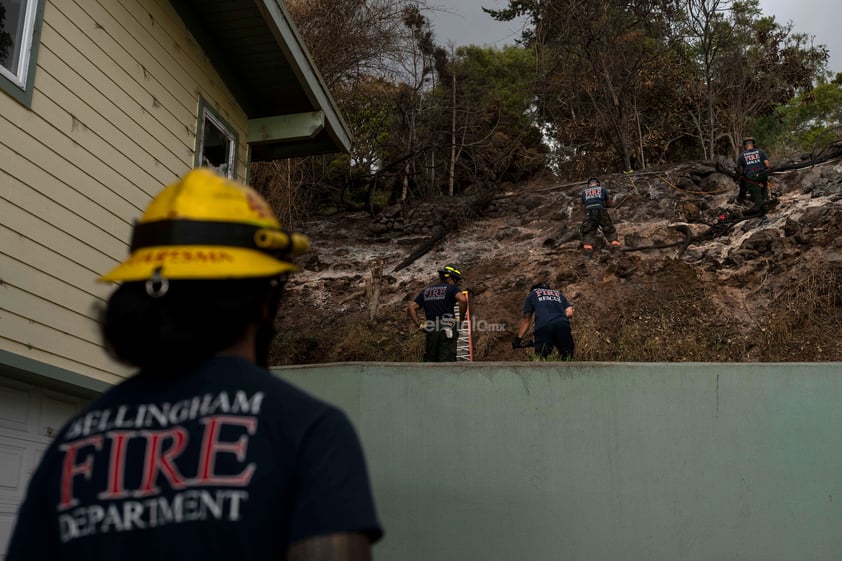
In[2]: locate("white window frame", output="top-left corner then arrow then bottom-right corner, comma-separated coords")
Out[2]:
0,0 -> 40,89
195,98 -> 238,179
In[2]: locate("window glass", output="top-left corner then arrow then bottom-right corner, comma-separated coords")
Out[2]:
0,0 -> 38,88
198,106 -> 236,178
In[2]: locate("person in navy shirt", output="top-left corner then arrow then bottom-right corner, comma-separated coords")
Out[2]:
514,283 -> 575,360
736,136 -> 772,216
5,169 -> 383,561
580,177 -> 621,256
407,265 -> 468,362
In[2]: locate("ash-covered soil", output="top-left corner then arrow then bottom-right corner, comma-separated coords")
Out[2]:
272,155 -> 842,364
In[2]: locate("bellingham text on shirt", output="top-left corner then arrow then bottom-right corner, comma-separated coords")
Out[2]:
64,390 -> 265,440
55,392 -> 264,541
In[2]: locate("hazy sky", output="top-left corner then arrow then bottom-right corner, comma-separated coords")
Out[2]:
428,0 -> 841,75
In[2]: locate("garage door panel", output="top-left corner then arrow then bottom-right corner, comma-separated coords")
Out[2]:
0,440 -> 26,497
40,392 -> 84,440
0,383 -> 36,436
0,375 -> 92,559
0,511 -> 14,560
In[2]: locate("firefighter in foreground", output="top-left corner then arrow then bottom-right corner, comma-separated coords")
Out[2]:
513,282 -> 575,360
408,265 -> 468,362
580,177 -> 621,256
6,169 -> 382,561
736,136 -> 772,216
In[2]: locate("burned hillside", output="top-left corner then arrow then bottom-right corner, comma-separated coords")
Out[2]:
270,151 -> 842,365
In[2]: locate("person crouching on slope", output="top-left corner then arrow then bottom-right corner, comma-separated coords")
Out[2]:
513,282 -> 575,360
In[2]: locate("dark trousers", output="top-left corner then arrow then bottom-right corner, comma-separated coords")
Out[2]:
739,173 -> 769,215
534,322 -> 574,360
424,329 -> 458,362
581,209 -> 618,246
745,181 -> 769,216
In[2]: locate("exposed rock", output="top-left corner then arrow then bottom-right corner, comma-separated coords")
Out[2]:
274,152 -> 842,364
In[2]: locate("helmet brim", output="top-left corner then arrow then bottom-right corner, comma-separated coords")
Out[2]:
98,245 -> 299,283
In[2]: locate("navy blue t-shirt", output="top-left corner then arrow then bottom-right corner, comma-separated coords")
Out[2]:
737,148 -> 768,176
414,282 -> 460,321
5,356 -> 382,561
581,185 -> 611,210
523,288 -> 572,331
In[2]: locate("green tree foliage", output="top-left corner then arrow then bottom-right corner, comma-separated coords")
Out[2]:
261,0 -> 831,222
682,0 -> 737,159
429,45 -> 546,192
712,0 -> 829,157
489,0 -> 829,170
489,0 -> 687,173
752,74 -> 842,156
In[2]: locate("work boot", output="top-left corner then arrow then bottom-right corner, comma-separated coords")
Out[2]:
582,244 -> 594,259
609,239 -> 621,253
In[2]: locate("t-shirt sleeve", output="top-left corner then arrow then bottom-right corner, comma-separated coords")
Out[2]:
413,291 -> 424,307
289,408 -> 383,545
5,450 -> 60,561
447,285 -> 460,299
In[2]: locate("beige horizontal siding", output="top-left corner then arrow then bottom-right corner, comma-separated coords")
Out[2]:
2,284 -> 102,347
0,145 -> 130,251
0,0 -> 253,384
35,58 -> 183,189
0,336 -> 126,387
0,225 -> 110,312
0,95 -> 153,213
112,0 -> 246,132
0,115 -> 141,227
112,0 -> 251,173
51,1 -> 197,149
1,310 -> 114,373
1,197 -> 120,274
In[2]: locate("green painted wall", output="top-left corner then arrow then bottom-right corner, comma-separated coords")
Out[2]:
274,362 -> 842,561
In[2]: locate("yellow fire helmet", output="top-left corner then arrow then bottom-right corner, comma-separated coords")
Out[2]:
99,168 -> 309,283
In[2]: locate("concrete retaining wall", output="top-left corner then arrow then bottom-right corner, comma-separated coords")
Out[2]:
274,362 -> 842,561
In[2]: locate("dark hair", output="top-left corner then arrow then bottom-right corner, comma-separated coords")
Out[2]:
99,276 -> 284,372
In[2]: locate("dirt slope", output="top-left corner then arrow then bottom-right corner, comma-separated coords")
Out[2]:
271,156 -> 842,364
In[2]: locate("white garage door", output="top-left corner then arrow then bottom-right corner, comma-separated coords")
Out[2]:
0,376 -> 90,560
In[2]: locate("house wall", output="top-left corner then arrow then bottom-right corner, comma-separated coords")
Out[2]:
275,362 -> 842,561
0,0 -> 251,385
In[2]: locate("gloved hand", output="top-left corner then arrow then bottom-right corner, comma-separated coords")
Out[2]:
512,337 -> 522,349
